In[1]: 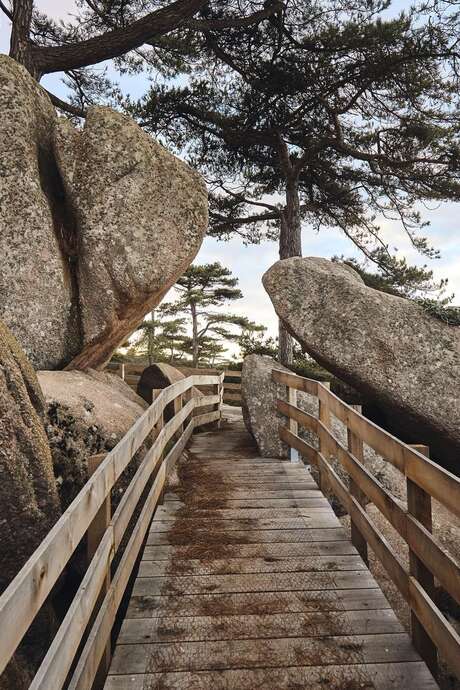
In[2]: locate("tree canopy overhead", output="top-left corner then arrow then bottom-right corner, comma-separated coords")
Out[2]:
136,1 -> 460,262
131,0 -> 460,360
3,0 -> 282,114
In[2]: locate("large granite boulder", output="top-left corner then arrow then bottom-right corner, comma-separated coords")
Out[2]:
0,55 -> 79,370
241,354 -> 376,457
55,108 -> 208,369
0,56 -> 208,371
241,355 -> 291,458
263,257 -> 460,470
38,369 -> 148,508
137,362 -> 187,406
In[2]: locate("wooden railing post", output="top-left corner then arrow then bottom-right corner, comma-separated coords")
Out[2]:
87,453 -> 111,690
318,382 -> 331,491
215,374 -> 223,429
407,444 -> 438,677
286,385 -> 299,462
347,405 -> 368,566
173,393 -> 183,440
153,390 -> 165,504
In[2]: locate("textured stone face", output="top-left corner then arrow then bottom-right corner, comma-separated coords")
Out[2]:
0,56 -> 208,370
0,320 -> 60,592
0,55 -> 79,369
54,107 -> 208,368
263,256 -> 460,469
241,354 -> 291,458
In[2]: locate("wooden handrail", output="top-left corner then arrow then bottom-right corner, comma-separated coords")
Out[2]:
0,373 -> 224,689
106,362 -> 242,403
273,367 -> 460,681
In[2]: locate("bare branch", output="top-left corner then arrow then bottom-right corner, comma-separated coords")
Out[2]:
46,89 -> 87,118
0,1 -> 12,21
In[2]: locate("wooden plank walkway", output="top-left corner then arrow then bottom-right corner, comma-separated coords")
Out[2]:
104,408 -> 438,690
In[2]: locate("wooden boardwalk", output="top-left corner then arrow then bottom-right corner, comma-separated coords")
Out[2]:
105,408 -> 438,690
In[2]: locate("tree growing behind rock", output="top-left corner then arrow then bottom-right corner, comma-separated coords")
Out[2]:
123,262 -> 265,367
165,262 -> 263,367
130,306 -> 188,365
133,0 -> 460,363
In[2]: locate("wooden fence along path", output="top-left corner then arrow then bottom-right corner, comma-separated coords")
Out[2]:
0,370 -> 459,689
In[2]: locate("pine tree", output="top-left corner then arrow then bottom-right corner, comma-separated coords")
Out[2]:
133,2 -> 460,362
168,262 -> 263,366
3,0 -> 281,115
130,306 -> 187,364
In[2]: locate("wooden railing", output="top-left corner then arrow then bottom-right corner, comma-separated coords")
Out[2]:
273,368 -> 460,681
0,373 -> 224,690
106,361 -> 242,405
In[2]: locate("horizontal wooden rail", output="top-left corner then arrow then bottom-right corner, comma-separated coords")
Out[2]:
274,368 -> 460,681
106,362 -> 242,404
0,373 -> 224,689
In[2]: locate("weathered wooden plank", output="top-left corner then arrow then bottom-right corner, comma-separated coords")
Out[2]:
118,608 -> 403,645
347,405 -> 369,566
138,554 -> 367,577
161,497 -> 329,510
149,516 -> 341,533
317,452 -> 410,601
279,426 -> 318,465
406,449 -> 437,676
68,462 -> 167,690
30,529 -> 113,690
104,661 -> 438,690
193,410 -> 221,427
405,447 -> 460,519
409,576 -> 460,680
224,382 -> 241,391
147,527 -> 349,545
163,489 -> 322,502
126,587 -> 390,619
110,632 -> 420,674
185,461 -> 306,476
132,571 -> 377,597
277,399 -> 318,434
153,506 -> 340,521
318,384 -> 407,473
141,540 -> 358,561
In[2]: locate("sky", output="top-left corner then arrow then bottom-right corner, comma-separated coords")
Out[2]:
1,0 -> 459,353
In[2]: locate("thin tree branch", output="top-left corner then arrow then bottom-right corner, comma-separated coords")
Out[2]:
46,89 -> 87,118
185,2 -> 284,31
32,0 -> 206,75
0,0 -> 12,21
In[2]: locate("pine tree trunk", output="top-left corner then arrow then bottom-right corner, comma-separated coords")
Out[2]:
9,0 -> 38,77
190,302 -> 199,367
278,174 -> 302,367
